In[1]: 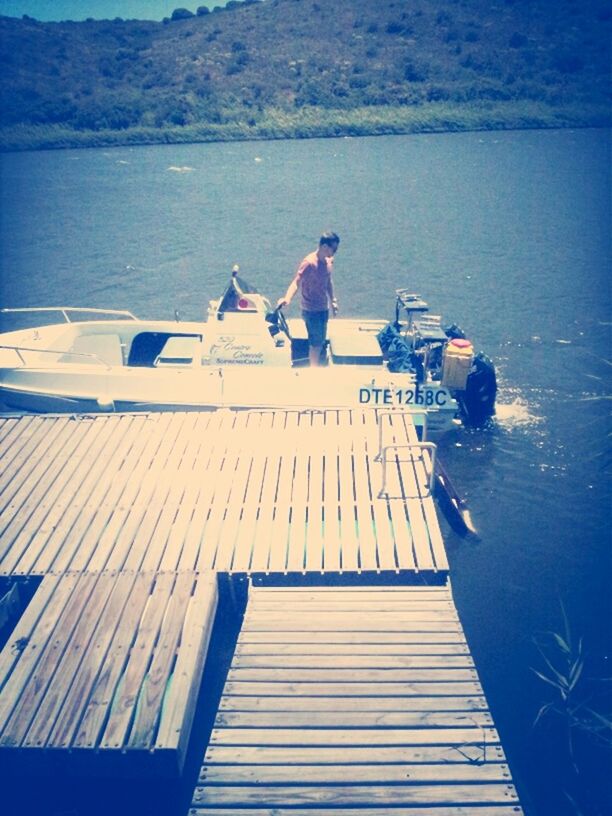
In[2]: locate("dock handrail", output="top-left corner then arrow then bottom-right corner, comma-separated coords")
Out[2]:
0,306 -> 138,323
378,441 -> 437,498
0,345 -> 112,370
375,408 -> 428,462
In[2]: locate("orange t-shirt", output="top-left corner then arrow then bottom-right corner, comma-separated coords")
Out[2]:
294,251 -> 333,312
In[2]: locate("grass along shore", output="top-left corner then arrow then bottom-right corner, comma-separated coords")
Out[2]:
1,100 -> 609,152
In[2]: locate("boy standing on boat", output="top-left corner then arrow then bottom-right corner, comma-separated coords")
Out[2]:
277,232 -> 340,367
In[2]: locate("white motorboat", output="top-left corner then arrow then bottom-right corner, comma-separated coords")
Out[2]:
0,270 -> 496,435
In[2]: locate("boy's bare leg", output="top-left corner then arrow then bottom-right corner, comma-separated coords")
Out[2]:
309,346 -> 321,367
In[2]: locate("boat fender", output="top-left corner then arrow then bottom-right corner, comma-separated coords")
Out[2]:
96,397 -> 115,412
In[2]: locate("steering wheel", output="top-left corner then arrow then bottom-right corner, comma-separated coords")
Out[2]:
276,306 -> 291,340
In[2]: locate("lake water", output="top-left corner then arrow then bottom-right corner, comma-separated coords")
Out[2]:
0,128 -> 610,816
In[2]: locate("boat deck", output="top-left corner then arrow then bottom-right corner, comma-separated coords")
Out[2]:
0,409 -> 446,579
191,584 -> 522,815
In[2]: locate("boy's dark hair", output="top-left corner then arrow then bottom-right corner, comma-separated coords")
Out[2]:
319,231 -> 340,248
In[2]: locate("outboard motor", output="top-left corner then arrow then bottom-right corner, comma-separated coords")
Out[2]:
457,352 -> 497,427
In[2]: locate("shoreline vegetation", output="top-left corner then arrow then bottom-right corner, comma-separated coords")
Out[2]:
1,101 -> 608,153
1,0 -> 609,153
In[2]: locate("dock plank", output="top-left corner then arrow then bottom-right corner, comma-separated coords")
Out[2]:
7,416 -> 126,575
134,412 -> 205,572
210,425 -> 255,572
337,408 -> 361,572
400,412 -> 449,571
46,571 -> 139,749
241,617 -> 463,632
0,415 -> 22,447
0,416 -> 69,514
36,415 -> 152,574
350,410 -> 379,572
0,418 -> 88,568
230,413 -> 273,573
235,642 -> 470,655
385,411 -> 435,570
191,809 -> 520,816
304,411 -> 325,573
223,679 -> 482,696
231,653 -> 474,669
22,572 -> 118,748
128,572 -> 195,749
100,413 -> 193,572
197,411 -> 250,571
285,413 -> 311,573
99,572 -> 175,749
185,413 -> 236,571
320,410 -> 341,572
0,573 -> 62,694
0,572 -> 94,746
200,761 -> 510,784
216,710 -> 492,728
74,572 -> 154,748
247,412 -> 285,573
161,412 -> 222,571
155,572 -> 217,764
238,630 -> 467,644
204,744 -> 506,765
361,413 -> 397,571
267,412 -> 298,573
193,783 -> 519,808
60,414 -> 173,573
219,695 -> 488,713
364,410 -> 417,572
209,726 -> 498,746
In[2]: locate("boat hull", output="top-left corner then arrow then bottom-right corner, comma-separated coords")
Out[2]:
0,364 -> 458,435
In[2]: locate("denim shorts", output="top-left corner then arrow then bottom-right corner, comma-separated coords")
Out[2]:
302,309 -> 329,347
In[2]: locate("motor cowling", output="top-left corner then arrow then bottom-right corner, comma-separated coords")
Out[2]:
456,352 -> 497,427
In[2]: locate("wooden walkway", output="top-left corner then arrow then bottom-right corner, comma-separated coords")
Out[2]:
0,570 -> 217,776
0,409 -> 446,578
0,408 -> 524,811
191,585 -> 523,815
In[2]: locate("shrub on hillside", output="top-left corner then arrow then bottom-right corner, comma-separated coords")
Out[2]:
171,8 -> 195,21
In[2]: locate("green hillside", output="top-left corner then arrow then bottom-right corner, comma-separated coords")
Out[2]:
0,0 -> 609,150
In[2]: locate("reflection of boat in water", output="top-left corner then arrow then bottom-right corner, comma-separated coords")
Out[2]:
0,269 -> 496,435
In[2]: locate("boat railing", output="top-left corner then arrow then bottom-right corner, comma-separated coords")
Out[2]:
0,306 -> 138,323
378,441 -> 437,499
0,345 -> 113,370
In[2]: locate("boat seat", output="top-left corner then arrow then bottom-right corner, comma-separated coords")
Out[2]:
63,334 -> 124,366
328,328 -> 383,366
155,336 -> 200,367
128,332 -> 200,367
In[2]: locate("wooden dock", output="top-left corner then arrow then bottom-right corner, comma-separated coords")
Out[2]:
0,409 -> 446,578
0,570 -> 217,776
0,408 -> 524,813
191,585 -> 522,815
